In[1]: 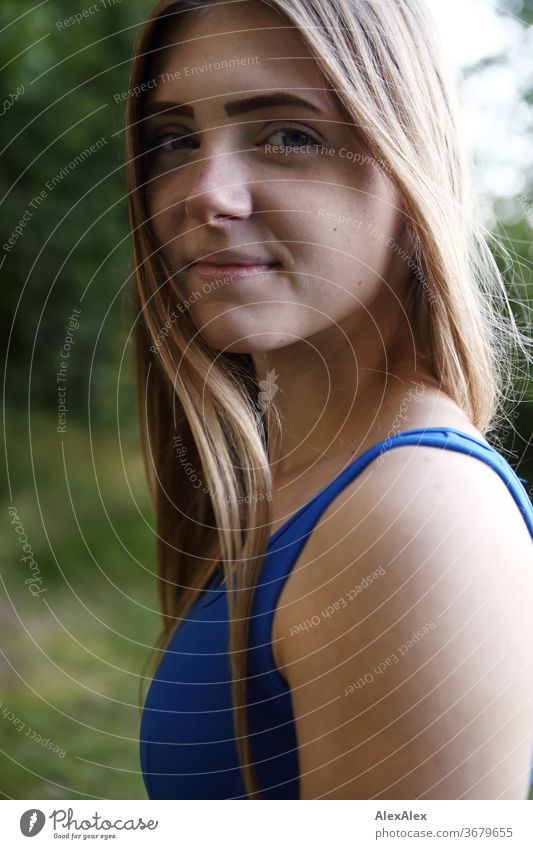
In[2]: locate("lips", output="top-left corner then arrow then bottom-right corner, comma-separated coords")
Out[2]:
183,248 -> 282,284
185,248 -> 280,268
189,261 -> 281,282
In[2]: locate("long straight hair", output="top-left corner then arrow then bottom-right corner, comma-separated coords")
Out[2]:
126,0 -> 530,798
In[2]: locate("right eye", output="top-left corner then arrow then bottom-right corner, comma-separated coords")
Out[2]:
149,132 -> 198,153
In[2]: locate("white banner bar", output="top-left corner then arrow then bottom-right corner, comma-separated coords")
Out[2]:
1,799 -> 533,848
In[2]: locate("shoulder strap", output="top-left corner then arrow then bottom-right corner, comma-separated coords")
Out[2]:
249,427 -> 533,696
269,427 -> 532,548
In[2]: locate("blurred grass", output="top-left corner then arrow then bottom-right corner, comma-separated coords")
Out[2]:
1,407 -> 160,799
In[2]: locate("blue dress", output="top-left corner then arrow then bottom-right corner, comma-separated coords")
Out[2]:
139,427 -> 533,799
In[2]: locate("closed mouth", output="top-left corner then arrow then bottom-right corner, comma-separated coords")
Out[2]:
190,260 -> 281,268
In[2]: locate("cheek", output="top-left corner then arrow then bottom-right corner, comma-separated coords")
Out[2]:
281,219 -> 397,321
305,181 -> 404,288
146,181 -> 178,246
275,181 -> 367,262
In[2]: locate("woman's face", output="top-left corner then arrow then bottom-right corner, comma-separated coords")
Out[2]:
141,1 -> 412,354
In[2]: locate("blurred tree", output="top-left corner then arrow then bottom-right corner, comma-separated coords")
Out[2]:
1,0 -> 148,428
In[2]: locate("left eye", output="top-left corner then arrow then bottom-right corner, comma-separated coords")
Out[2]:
265,127 -> 319,149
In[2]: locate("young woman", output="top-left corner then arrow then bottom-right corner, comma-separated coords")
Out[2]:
126,0 -> 533,799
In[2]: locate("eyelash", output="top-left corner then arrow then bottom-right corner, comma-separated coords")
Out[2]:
146,126 -> 321,155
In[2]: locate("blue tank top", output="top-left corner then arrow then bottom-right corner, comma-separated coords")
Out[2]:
139,427 -> 533,799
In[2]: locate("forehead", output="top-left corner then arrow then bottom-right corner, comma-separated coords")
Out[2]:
143,2 -> 336,115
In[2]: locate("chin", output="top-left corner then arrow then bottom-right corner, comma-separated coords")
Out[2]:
192,320 -> 294,355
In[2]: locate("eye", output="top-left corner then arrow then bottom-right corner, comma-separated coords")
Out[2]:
263,127 -> 320,151
148,131 -> 198,154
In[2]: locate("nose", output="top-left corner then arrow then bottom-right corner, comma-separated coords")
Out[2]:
183,143 -> 253,225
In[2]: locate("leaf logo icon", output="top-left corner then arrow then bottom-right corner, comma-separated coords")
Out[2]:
258,368 -> 279,414
20,809 -> 46,836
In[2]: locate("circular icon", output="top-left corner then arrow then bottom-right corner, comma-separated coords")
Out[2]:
20,809 -> 46,837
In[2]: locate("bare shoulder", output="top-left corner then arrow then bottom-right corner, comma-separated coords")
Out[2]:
273,437 -> 533,799
319,433 -> 531,568
277,432 -> 533,613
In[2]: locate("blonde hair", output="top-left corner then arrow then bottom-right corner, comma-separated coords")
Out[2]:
126,0 -> 530,798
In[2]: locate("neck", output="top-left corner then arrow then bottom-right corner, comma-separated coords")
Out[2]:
252,309 -> 434,481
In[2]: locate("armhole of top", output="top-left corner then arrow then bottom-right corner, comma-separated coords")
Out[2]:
251,558 -> 295,699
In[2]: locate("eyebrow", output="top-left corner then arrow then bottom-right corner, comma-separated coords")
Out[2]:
142,92 -> 323,120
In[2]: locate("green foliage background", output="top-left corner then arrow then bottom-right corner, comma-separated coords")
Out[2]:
2,0 -> 159,801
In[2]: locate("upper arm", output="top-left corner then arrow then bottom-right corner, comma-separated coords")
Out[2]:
276,445 -> 533,799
